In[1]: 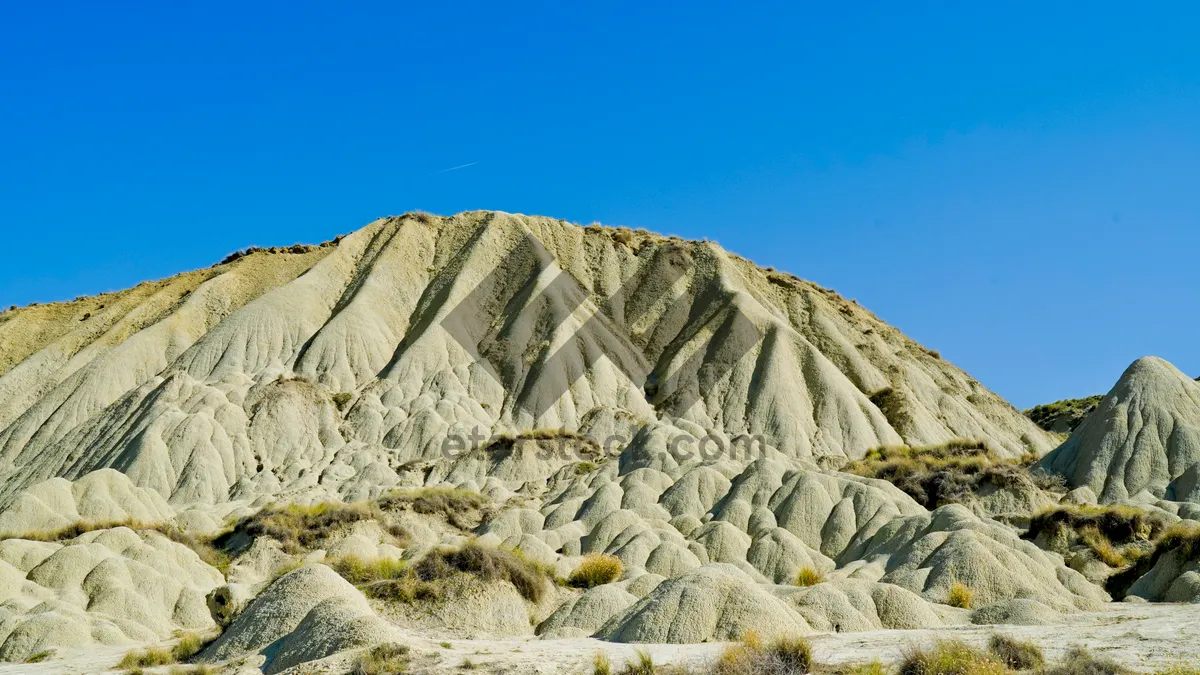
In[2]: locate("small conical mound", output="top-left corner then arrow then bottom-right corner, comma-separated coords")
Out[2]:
1040,356 -> 1200,502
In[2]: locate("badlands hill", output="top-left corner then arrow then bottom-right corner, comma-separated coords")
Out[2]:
0,211 -> 1196,674
0,211 -> 1054,509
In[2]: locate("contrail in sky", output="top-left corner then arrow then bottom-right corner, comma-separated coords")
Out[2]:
431,162 -> 478,174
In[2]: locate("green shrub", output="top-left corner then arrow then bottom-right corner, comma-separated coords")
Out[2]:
898,640 -> 1006,675
568,554 -> 624,588
794,566 -> 826,587
575,461 -> 598,475
1024,395 -> 1103,433
987,633 -> 1044,670
353,643 -> 411,675
332,392 -> 353,410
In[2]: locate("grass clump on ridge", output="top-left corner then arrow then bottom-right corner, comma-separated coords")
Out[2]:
353,643 -> 411,675
844,440 -> 1060,509
330,555 -> 409,585
1024,395 -> 1103,433
2,518 -> 231,573
378,486 -> 490,530
415,540 -> 552,604
218,500 -> 411,555
354,540 -> 553,605
794,566 -> 826,587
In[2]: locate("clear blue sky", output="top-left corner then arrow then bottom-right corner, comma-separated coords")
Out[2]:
2,2 -> 1197,408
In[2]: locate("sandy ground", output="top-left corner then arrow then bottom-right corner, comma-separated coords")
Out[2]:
7,602 -> 1198,674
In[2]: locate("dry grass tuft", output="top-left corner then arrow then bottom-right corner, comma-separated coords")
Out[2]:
569,554 -> 624,588
715,634 -> 813,675
353,643 -> 411,675
24,649 -> 54,663
118,646 -> 176,669
331,555 -> 409,585
1043,646 -> 1129,675
987,633 -> 1044,670
794,567 -> 826,587
594,651 -> 613,675
170,632 -> 214,663
899,639 -> 1005,675
947,582 -> 974,609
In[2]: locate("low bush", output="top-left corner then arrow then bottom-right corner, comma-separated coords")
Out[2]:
379,487 -> 489,530
898,639 -> 1005,675
167,667 -> 218,675
845,441 -> 1058,509
987,633 -> 1044,670
353,643 -> 411,675
794,567 -> 826,587
569,554 -> 624,588
416,541 -> 551,603
332,392 -> 353,410
947,582 -> 974,609
1107,522 -> 1200,598
1027,505 -> 1171,548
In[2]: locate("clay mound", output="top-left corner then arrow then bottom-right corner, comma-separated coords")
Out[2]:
0,526 -> 222,662
0,211 -> 1053,511
200,563 -> 404,673
0,469 -> 175,534
594,563 -> 810,643
1040,357 -> 1200,502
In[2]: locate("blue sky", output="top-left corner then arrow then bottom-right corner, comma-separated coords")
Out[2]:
1,2 -> 1197,408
